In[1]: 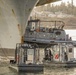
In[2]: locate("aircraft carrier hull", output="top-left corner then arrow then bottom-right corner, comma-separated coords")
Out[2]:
0,0 -> 38,49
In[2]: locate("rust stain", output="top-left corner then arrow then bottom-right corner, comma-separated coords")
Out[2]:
12,9 -> 16,17
17,24 -> 21,36
21,36 -> 24,43
18,24 -> 24,43
29,8 -> 32,12
17,24 -> 24,43
17,24 -> 21,31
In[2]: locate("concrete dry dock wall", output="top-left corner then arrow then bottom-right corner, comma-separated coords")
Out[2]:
9,65 -> 18,72
0,48 -> 15,56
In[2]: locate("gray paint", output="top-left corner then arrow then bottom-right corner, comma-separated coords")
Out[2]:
0,0 -> 39,48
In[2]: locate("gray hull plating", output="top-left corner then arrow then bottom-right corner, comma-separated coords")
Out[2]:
18,64 -> 44,72
0,0 -> 38,48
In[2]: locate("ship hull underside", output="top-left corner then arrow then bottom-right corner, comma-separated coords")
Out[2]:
0,0 -> 38,48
